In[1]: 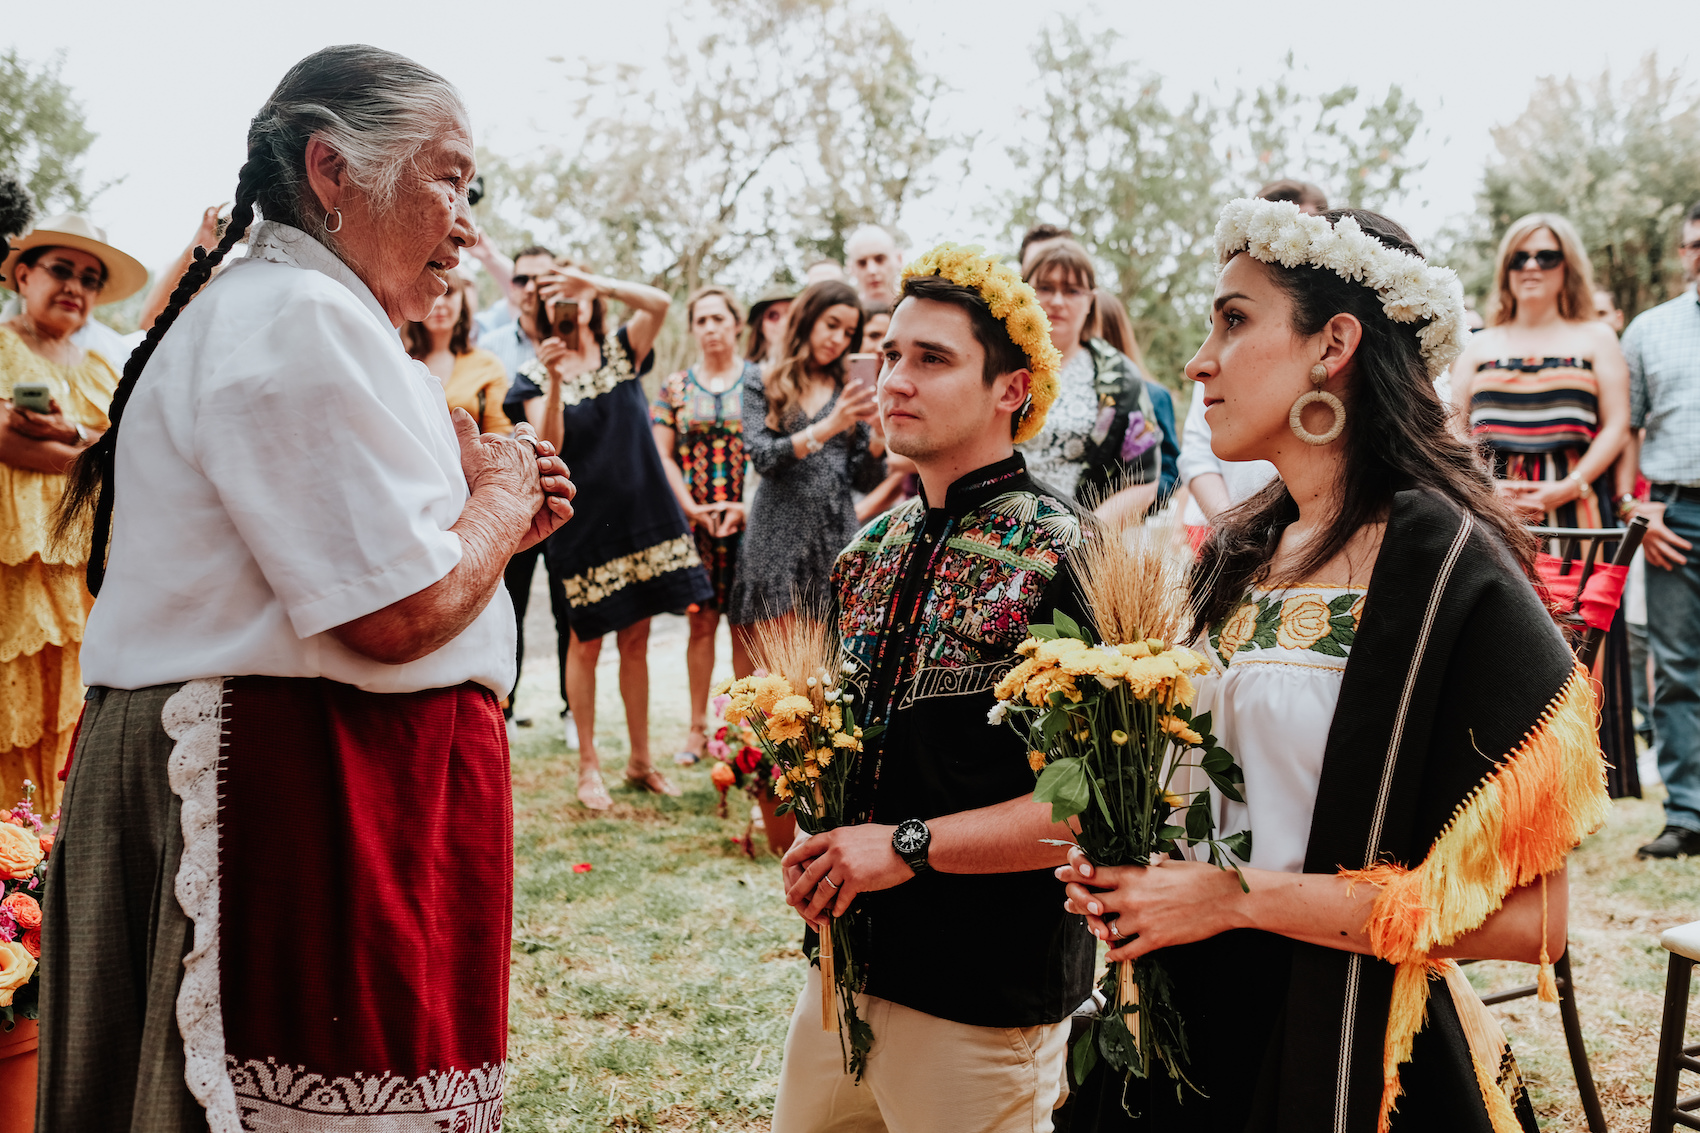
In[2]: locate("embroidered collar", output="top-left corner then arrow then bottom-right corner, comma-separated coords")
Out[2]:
918,453 -> 1031,516
243,222 -> 394,336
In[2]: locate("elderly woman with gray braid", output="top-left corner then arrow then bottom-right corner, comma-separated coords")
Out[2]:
36,46 -> 574,1132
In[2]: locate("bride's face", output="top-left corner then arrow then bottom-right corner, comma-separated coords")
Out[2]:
1186,254 -> 1339,464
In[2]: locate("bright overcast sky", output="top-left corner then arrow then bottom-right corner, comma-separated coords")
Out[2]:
5,0 -> 1690,277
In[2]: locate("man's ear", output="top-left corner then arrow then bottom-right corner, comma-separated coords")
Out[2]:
996,369 -> 1031,416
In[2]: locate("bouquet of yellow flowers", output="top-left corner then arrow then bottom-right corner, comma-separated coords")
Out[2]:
989,522 -> 1249,1104
719,618 -> 882,1078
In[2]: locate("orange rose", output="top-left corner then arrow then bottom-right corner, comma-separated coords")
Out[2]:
1,892 -> 40,930
20,929 -> 39,959
710,763 -> 736,790
1275,595 -> 1332,651
0,823 -> 42,880
0,940 -> 35,1005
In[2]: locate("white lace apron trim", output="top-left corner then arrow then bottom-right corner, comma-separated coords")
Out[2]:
163,677 -> 239,1131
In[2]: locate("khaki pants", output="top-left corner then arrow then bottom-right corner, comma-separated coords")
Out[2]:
772,969 -> 1070,1133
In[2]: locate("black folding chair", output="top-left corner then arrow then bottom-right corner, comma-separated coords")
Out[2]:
1460,516 -> 1649,1133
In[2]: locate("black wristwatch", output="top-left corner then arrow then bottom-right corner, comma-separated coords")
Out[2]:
892,817 -> 931,874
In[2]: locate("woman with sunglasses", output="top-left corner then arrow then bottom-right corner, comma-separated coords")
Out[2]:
0,214 -> 145,811
1451,211 -> 1638,796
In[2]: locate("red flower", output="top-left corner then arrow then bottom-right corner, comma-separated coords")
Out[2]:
736,747 -> 762,772
572,863 -> 593,874
20,928 -> 39,958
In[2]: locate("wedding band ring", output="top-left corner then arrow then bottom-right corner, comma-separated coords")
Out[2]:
824,876 -> 840,890
514,433 -> 540,451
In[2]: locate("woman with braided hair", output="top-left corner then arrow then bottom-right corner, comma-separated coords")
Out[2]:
38,46 -> 574,1131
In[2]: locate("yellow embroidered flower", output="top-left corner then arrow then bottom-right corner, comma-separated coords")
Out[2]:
1216,602 -> 1258,661
1349,594 -> 1366,631
1028,750 -> 1048,772
1160,715 -> 1204,747
1276,595 -> 1333,651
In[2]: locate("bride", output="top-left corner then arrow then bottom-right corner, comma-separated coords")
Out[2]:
1061,200 -> 1610,1132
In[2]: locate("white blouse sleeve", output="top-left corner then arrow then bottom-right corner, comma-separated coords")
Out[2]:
194,289 -> 465,640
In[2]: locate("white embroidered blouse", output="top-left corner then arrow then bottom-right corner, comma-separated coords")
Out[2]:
1190,584 -> 1366,875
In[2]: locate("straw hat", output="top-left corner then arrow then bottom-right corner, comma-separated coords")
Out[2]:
1,213 -> 148,304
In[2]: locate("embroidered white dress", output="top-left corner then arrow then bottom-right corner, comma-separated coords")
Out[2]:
1191,584 -> 1366,874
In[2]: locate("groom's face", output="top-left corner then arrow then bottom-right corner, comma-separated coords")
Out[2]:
877,297 -> 1027,463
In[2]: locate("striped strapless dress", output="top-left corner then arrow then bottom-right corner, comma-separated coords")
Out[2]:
1469,355 -> 1610,528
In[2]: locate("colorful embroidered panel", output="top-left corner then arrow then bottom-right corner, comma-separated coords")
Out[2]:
1208,586 -> 1366,669
833,489 -> 1082,705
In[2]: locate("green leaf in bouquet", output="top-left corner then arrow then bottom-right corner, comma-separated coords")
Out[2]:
1033,757 -> 1091,823
1156,823 -> 1187,852
1200,746 -> 1233,773
1092,776 -> 1115,827
1184,799 -> 1212,841
1029,622 -> 1060,641
1207,771 -> 1245,804
1185,708 -> 1211,737
1039,710 -> 1069,743
1098,1013 -> 1141,1076
1220,829 -> 1253,860
1071,1022 -> 1100,1085
1052,609 -> 1087,642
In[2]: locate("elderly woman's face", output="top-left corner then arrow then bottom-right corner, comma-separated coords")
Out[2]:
15,247 -> 105,337
338,122 -> 478,327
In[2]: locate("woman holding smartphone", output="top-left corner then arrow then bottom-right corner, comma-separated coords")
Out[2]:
0,214 -> 143,811
512,258 -> 713,810
729,280 -> 886,630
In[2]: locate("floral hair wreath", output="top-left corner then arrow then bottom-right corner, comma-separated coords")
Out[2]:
901,242 -> 1063,444
1213,198 -> 1470,380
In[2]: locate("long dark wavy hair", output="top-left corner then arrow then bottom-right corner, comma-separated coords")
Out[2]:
1190,209 -> 1535,636
54,45 -> 464,594
761,279 -> 864,430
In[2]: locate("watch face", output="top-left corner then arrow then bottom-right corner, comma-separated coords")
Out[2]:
894,820 -> 928,854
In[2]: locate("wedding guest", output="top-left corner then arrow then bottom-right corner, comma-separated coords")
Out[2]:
1623,200 -> 1700,858
776,247 -> 1090,1131
746,286 -> 795,365
859,304 -> 890,355
1094,286 -> 1178,505
1451,212 -> 1635,797
404,272 -> 511,432
1254,177 -> 1329,213
1595,287 -> 1625,333
490,244 -> 575,744
0,214 -> 143,811
1063,200 -> 1605,1132
1018,222 -> 1073,270
804,259 -> 846,286
728,280 -> 884,630
469,231 -> 522,334
1019,239 -> 1161,521
845,223 -> 903,308
514,257 -> 711,808
39,46 -> 573,1129
652,285 -> 757,762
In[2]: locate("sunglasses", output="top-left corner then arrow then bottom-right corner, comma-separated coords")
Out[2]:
36,260 -> 106,293
467,175 -> 484,208
1508,249 -> 1565,272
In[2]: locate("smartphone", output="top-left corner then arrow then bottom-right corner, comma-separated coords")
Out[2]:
11,383 -> 51,414
557,299 -> 580,350
845,353 -> 880,391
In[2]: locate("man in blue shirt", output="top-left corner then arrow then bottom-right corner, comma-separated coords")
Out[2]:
1624,201 -> 1700,857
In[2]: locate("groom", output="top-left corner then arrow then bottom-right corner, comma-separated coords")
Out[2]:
771,250 -> 1094,1132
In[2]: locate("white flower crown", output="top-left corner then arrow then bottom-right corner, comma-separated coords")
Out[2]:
1213,198 -> 1469,380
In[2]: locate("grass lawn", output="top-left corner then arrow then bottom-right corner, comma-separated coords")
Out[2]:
503,607 -> 1700,1130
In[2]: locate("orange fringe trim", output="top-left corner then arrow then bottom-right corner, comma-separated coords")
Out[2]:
1338,667 -> 1610,1133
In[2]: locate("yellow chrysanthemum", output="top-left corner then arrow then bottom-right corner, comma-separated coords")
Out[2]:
766,717 -> 806,743
826,705 -> 843,732
770,694 -> 815,722
1160,715 -> 1205,747
1028,750 -> 1048,772
1166,646 -> 1209,675
1124,654 -> 1182,699
1162,791 -> 1187,809
1116,641 -> 1153,659
752,675 -> 794,715
1015,638 -> 1040,658
1036,637 -> 1088,663
832,732 -> 861,751
774,776 -> 793,799
994,657 -> 1041,702
1172,671 -> 1197,708
723,692 -> 756,724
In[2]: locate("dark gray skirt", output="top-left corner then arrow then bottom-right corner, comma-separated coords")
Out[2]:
35,683 -> 205,1132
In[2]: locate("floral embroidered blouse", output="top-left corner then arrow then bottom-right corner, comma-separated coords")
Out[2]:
1191,584 -> 1367,875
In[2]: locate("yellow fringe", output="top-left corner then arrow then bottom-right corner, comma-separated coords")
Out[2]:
1338,667 -> 1610,1133
1441,961 -> 1524,1133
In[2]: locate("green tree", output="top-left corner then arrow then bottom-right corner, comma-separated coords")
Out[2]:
0,49 -> 100,213
1002,22 -> 1426,388
1463,54 -> 1700,321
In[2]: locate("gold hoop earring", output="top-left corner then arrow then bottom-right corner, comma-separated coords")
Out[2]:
1290,362 -> 1345,446
324,208 -> 343,234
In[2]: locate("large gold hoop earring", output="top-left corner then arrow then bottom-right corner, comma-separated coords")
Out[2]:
1290,362 -> 1344,446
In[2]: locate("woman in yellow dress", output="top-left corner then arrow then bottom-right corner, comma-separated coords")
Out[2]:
0,214 -> 144,811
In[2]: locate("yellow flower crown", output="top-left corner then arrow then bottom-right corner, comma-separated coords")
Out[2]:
900,242 -> 1062,444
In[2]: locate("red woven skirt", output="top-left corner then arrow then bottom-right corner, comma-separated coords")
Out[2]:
163,675 -> 511,1131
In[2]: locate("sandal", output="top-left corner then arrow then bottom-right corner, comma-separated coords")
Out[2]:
674,724 -> 708,766
577,768 -> 612,811
624,768 -> 683,797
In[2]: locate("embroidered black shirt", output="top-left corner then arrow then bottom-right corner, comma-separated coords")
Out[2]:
828,453 -> 1095,1027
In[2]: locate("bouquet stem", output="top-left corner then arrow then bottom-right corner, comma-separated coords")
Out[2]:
1118,960 -> 1140,1055
819,918 -> 837,1029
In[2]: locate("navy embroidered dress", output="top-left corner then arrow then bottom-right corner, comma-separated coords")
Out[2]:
505,327 -> 711,639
